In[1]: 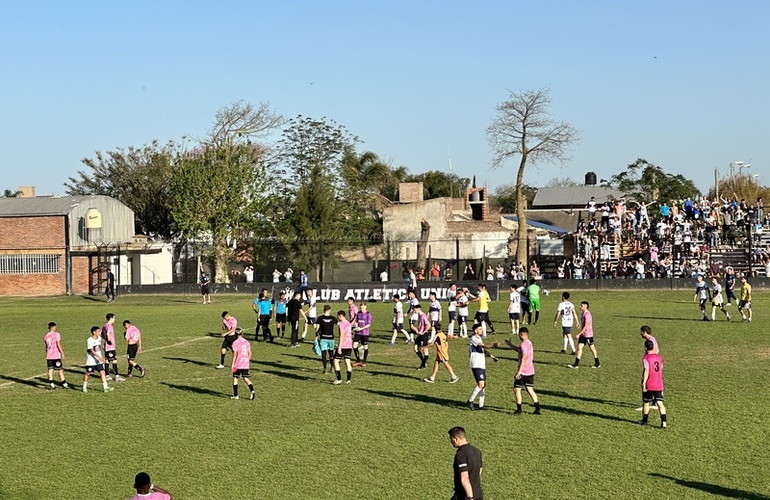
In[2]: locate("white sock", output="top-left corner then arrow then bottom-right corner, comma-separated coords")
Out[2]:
478,389 -> 485,407
469,386 -> 481,402
481,322 -> 487,337
102,381 -> 108,390
83,381 -> 88,389
448,323 -> 455,336
568,336 -> 576,352
391,332 -> 398,343
563,336 -> 568,350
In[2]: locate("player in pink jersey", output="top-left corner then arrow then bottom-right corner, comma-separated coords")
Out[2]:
333,311 -> 354,384
217,311 -> 238,369
123,320 -> 146,378
101,313 -> 124,381
568,301 -> 601,369
639,325 -> 659,354
640,339 -> 668,428
43,322 -> 69,390
352,303 -> 372,367
129,472 -> 173,500
230,328 -> 255,400
506,327 -> 541,415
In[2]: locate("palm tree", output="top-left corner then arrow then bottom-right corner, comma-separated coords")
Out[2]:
2,189 -> 21,198
342,149 -> 410,215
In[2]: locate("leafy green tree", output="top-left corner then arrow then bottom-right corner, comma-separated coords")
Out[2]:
405,170 -> 470,199
272,116 -> 367,280
171,102 -> 283,283
493,183 -> 537,213
64,141 -> 178,237
2,189 -> 22,197
488,88 -> 579,266
605,158 -> 700,204
341,149 -> 409,218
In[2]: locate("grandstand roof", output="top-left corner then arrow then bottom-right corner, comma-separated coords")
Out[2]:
532,186 -> 627,208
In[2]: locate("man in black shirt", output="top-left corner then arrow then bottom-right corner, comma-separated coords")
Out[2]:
287,292 -> 303,348
448,426 -> 483,500
316,305 -> 337,374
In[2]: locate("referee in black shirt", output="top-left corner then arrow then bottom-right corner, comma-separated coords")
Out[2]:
448,426 -> 483,500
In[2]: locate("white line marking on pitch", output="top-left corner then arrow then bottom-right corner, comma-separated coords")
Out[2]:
0,336 -> 212,389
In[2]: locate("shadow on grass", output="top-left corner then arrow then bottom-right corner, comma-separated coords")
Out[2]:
611,314 -> 706,322
358,388 -> 468,409
79,295 -> 104,302
648,473 -> 770,499
161,382 -> 223,398
261,369 -> 314,381
63,367 -> 86,376
534,360 -> 570,367
163,356 -> 211,367
0,374 -> 47,389
539,403 -> 637,424
365,370 -> 419,380
538,389 -> 637,409
282,353 -> 321,363
205,332 -> 224,338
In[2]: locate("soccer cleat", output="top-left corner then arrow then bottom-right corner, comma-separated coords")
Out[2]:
639,420 -> 648,426
512,410 -> 522,416
449,377 -> 459,384
231,396 -> 239,400
388,342 -> 395,346
533,408 -> 541,415
567,364 -> 578,369
661,421 -> 667,429
560,350 -> 566,354
726,314 -> 730,321
115,375 -> 126,382
140,368 -> 146,378
49,384 -> 56,390
106,375 -> 113,381
702,317 -> 709,321
468,401 -> 476,411
62,382 -> 69,389
345,380 -> 351,385
423,377 -> 435,383
215,364 -> 225,369
591,365 -> 601,369
250,391 -> 255,400
127,374 -> 133,378
104,387 -> 113,393
332,380 -> 342,385
82,386 -> 88,393
477,405 -> 488,411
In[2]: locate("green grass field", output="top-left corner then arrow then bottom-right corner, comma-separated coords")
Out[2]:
0,290 -> 768,500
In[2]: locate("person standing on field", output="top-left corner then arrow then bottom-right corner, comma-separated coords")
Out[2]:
448,426 -> 483,500
83,326 -> 113,393
316,305 -> 337,374
129,472 -> 173,500
553,292 -> 576,355
506,327 -> 541,415
352,303 -> 372,367
199,271 -> 211,304
526,279 -> 541,324
102,313 -> 125,381
508,284 -> 521,335
216,311 -> 238,369
44,322 -> 68,390
332,310 -> 353,385
567,301 -> 600,369
739,275 -> 753,322
273,291 -> 288,339
287,291 -> 303,347
423,322 -> 459,384
230,328 -> 255,400
640,339 -> 668,428
467,323 -> 498,410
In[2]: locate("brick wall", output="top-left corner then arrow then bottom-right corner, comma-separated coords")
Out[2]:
398,182 -> 424,203
0,215 -> 68,296
71,255 -> 91,296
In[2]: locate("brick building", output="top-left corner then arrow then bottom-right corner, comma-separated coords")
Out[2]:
0,195 -> 138,296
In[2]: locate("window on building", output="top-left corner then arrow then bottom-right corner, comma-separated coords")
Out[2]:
0,254 -> 61,274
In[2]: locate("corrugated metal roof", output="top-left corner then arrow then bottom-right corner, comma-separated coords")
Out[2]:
532,186 -> 627,208
0,196 -> 111,216
505,215 -> 571,234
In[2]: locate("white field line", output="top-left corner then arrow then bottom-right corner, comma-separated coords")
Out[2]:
0,336 -> 211,389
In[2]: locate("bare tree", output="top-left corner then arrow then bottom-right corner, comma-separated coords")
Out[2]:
487,88 -> 579,267
207,101 -> 285,144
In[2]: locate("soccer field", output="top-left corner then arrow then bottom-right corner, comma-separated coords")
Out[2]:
0,291 -> 768,500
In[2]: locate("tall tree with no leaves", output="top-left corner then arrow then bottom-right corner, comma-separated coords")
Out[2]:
487,88 -> 579,266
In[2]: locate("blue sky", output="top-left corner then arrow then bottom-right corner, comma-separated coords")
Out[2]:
1,1 -> 767,196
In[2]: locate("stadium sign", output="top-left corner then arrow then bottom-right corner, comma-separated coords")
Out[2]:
271,283 -> 499,302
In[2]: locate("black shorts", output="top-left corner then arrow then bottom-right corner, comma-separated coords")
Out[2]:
126,344 -> 139,360
275,313 -> 287,323
642,390 -> 664,403
475,311 -> 488,323
233,369 -> 251,378
105,350 -> 117,361
561,327 -> 572,335
46,359 -> 62,369
414,334 -> 428,348
448,311 -> 456,321
201,285 -> 210,295
699,299 -> 707,308
353,334 -> 369,345
86,363 -> 105,373
521,302 -> 530,312
221,335 -> 237,350
514,374 -> 534,388
471,368 -> 486,383
307,317 -> 317,325
509,312 -> 520,320
335,348 -> 352,360
458,315 -> 467,325
259,315 -> 271,328
578,335 -> 594,346
392,322 -> 403,330
738,300 -> 751,310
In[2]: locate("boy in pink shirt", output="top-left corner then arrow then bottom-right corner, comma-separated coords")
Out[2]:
217,311 -> 238,369
129,472 -> 173,500
101,313 -> 124,381
640,339 -> 668,428
123,320 -> 145,378
506,327 -> 541,415
230,328 -> 255,400
333,311 -> 354,384
43,322 -> 68,390
568,301 -> 601,369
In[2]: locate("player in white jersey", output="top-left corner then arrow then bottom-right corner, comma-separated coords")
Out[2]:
508,284 -> 521,334
553,292 -> 577,354
467,323 -> 498,410
428,291 -> 442,343
389,295 -> 411,345
446,283 -> 458,338
83,326 -> 113,393
456,289 -> 470,338
709,276 -> 730,321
